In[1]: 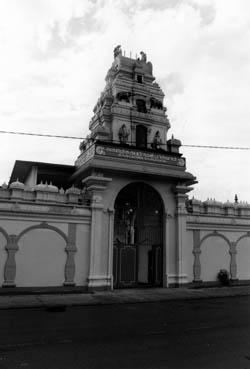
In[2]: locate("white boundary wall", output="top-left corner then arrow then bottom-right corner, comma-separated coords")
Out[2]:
0,185 -> 91,288
186,199 -> 250,283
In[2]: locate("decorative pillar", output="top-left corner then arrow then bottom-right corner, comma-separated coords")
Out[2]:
193,230 -> 202,282
174,185 -> 190,286
162,211 -> 172,287
64,223 -> 77,286
82,175 -> 112,290
107,208 -> 114,290
229,241 -> 237,280
3,235 -> 18,287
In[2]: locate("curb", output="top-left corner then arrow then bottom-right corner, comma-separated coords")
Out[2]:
0,286 -> 249,310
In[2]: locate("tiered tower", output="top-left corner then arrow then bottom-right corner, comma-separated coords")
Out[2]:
83,47 -> 170,149
74,46 -> 192,181
72,46 -> 196,290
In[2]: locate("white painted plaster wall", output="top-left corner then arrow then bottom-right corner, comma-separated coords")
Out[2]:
15,229 -> 66,287
74,225 -> 90,285
184,230 -> 194,282
200,236 -> 230,282
236,238 -> 250,280
0,220 -> 36,236
0,219 -> 70,240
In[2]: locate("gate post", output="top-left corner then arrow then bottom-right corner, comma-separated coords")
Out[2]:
82,175 -> 112,291
163,211 -> 172,287
174,185 -> 191,286
108,208 -> 114,290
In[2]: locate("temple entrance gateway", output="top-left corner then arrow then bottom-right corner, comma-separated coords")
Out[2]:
113,183 -> 163,288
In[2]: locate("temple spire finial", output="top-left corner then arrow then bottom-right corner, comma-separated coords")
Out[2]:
140,51 -> 147,62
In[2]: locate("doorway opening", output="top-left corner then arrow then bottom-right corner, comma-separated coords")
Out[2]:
136,125 -> 147,149
113,182 -> 163,288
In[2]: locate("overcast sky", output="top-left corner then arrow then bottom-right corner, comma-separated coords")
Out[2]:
0,0 -> 250,202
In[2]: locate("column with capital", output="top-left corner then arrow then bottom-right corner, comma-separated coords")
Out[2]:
107,208 -> 114,290
193,229 -> 202,282
64,223 -> 77,286
3,235 -> 18,287
82,175 -> 112,290
162,211 -> 172,287
229,241 -> 238,281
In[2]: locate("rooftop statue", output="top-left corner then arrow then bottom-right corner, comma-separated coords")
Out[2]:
113,45 -> 122,58
140,51 -> 147,62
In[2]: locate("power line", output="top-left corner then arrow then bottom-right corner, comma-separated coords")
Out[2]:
182,144 -> 250,150
0,130 -> 83,140
0,129 -> 250,150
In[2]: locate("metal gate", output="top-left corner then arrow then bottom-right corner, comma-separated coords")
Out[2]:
113,183 -> 163,289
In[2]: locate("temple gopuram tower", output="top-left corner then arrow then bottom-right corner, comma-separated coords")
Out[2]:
72,46 -> 196,290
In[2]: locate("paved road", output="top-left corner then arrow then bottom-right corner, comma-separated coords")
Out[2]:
0,296 -> 250,369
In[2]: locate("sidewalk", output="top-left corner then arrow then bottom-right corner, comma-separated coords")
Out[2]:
0,285 -> 250,310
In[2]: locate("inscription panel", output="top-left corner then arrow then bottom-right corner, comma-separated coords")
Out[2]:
96,145 -> 185,167
76,144 -> 185,168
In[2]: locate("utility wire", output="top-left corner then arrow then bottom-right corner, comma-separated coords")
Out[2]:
182,144 -> 250,150
0,129 -> 249,150
0,130 -> 83,140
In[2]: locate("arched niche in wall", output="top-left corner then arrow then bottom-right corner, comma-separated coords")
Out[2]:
136,125 -> 147,149
136,99 -> 147,113
199,233 -> 230,282
236,235 -> 250,280
117,91 -> 130,103
150,98 -> 163,110
15,227 -> 67,287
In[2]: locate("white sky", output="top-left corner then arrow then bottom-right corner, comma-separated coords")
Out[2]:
0,0 -> 250,202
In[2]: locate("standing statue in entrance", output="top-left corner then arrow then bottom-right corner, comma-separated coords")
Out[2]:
125,210 -> 136,245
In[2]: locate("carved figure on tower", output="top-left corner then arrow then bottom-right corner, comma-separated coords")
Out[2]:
118,124 -> 130,144
151,131 -> 162,149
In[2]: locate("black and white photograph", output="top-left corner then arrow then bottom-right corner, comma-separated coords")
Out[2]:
0,1 -> 250,368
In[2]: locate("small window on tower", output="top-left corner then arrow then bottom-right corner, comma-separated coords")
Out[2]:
136,99 -> 147,113
137,75 -> 143,83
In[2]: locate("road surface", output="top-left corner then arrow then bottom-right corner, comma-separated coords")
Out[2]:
0,296 -> 250,368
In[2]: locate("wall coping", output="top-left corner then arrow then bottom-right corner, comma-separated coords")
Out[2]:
188,197 -> 250,217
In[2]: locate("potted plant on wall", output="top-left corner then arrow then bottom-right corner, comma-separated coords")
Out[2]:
217,269 -> 230,286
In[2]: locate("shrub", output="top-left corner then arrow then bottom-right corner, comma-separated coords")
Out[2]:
217,269 -> 230,286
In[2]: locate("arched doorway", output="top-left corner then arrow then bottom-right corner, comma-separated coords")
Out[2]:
113,182 -> 163,288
